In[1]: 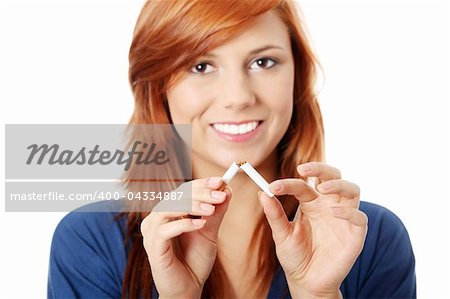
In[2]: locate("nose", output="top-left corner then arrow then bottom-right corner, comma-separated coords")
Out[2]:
217,70 -> 256,111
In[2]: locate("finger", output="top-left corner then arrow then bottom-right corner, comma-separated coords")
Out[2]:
187,189 -> 228,216
141,211 -> 188,230
316,179 -> 360,200
192,188 -> 227,204
152,218 -> 207,256
297,162 -> 342,181
330,207 -> 368,227
191,200 -> 216,216
158,218 -> 206,239
206,177 -> 225,189
259,191 -> 291,246
269,179 -> 319,203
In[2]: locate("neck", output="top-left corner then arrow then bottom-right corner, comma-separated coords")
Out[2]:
192,152 -> 278,295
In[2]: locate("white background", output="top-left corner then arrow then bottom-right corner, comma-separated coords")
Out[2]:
1,0 -> 449,298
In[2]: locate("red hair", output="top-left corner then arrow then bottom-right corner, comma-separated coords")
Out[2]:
123,0 -> 324,298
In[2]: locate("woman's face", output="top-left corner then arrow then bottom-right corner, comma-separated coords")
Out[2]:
167,10 -> 295,169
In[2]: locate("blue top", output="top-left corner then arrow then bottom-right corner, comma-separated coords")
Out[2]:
47,201 -> 416,298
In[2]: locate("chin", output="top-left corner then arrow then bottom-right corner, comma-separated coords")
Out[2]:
215,151 -> 267,170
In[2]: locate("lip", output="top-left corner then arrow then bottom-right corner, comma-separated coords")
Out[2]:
210,120 -> 264,142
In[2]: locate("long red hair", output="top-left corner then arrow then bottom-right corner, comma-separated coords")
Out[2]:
122,0 -> 324,298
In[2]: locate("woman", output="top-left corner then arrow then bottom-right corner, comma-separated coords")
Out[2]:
48,1 -> 416,298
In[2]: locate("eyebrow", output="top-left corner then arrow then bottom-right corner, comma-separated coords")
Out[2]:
204,45 -> 285,58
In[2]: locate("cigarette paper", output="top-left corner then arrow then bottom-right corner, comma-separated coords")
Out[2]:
222,162 -> 240,183
239,162 -> 274,197
216,162 -> 240,191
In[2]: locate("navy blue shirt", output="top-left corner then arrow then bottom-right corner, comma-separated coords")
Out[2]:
47,201 -> 416,298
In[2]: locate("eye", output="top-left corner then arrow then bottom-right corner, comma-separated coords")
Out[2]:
190,62 -> 215,74
249,57 -> 277,70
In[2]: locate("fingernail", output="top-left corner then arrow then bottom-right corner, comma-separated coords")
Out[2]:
208,177 -> 222,187
270,182 -> 282,192
321,181 -> 332,190
192,218 -> 206,226
300,164 -> 311,172
211,190 -> 225,200
200,203 -> 215,212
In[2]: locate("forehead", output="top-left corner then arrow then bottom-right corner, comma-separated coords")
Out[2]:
206,10 -> 290,56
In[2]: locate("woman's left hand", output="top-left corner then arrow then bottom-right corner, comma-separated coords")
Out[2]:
259,162 -> 368,299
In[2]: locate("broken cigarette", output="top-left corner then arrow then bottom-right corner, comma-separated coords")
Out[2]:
239,161 -> 274,197
182,162 -> 247,219
217,161 -> 240,191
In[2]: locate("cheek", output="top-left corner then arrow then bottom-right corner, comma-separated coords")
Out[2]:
166,82 -> 210,124
258,68 -> 295,116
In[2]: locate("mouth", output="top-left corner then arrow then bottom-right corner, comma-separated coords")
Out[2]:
210,120 -> 264,142
211,120 -> 262,135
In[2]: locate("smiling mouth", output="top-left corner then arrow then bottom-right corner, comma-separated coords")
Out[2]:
211,120 -> 262,135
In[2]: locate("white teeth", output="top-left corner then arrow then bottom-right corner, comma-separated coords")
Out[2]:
213,121 -> 259,135
238,124 -> 247,134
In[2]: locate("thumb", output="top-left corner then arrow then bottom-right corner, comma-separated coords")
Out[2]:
259,191 -> 291,246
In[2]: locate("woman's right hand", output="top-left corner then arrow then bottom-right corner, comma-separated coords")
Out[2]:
140,177 -> 231,299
